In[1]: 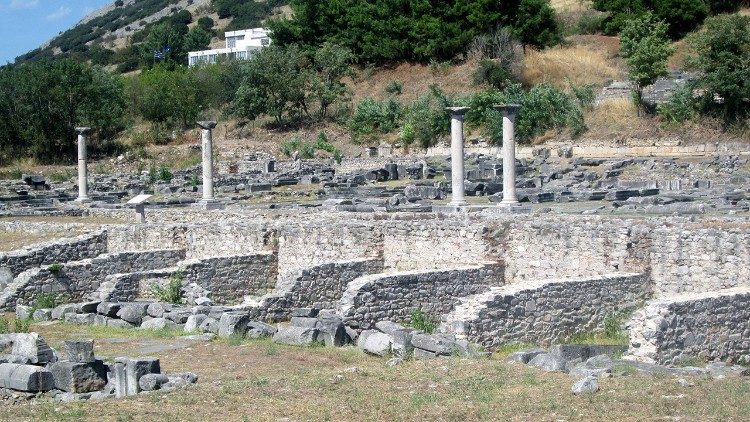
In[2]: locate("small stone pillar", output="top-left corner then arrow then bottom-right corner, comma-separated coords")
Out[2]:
197,121 -> 217,203
446,107 -> 470,206
134,204 -> 146,223
75,127 -> 91,203
494,104 -> 522,204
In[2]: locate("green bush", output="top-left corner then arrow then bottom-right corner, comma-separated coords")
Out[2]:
48,263 -> 63,274
281,136 -> 302,157
657,85 -> 698,124
349,97 -> 401,143
575,13 -> 605,35
151,270 -> 184,304
32,293 -> 61,311
517,83 -> 586,142
472,59 -> 515,90
400,85 -> 453,149
408,309 -> 438,334
299,143 -> 316,159
620,13 -> 674,88
157,165 -> 173,182
385,80 -> 403,95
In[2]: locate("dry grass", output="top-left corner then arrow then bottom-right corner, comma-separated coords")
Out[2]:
2,323 -> 749,421
551,0 -> 593,13
586,98 -> 640,133
522,45 -> 622,88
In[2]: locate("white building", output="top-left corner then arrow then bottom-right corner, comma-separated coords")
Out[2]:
188,28 -> 271,66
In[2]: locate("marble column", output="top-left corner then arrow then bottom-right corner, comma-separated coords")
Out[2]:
75,127 -> 91,203
446,107 -> 470,206
197,121 -> 217,203
494,104 -> 522,204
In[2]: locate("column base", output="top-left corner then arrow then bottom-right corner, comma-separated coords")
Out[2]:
434,203 -> 469,213
195,199 -> 225,210
74,197 -> 92,204
490,202 -> 532,214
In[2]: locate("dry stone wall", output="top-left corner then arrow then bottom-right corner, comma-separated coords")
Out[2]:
442,273 -> 650,349
627,288 -> 750,365
339,263 -> 504,330
247,258 -> 385,322
0,231 -> 107,284
0,249 -> 184,310
180,252 -> 277,303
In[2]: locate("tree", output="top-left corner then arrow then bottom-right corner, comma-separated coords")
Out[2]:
140,21 -> 186,69
686,14 -> 750,122
513,0 -> 561,48
137,65 -> 206,129
184,26 -> 212,52
310,43 -> 354,119
233,45 -> 309,124
620,13 -> 674,88
651,0 -> 708,39
0,60 -> 125,163
197,16 -> 215,32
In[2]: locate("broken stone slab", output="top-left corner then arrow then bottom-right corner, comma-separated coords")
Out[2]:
506,348 -> 547,364
291,308 -> 320,318
411,333 -> 458,356
11,333 -> 56,365
96,302 -> 121,318
705,362 -> 750,379
51,304 -> 77,320
390,329 -> 414,359
146,302 -> 169,318
413,348 -> 438,359
164,310 -> 191,324
32,309 -> 52,321
15,305 -> 33,321
140,318 -> 177,330
273,326 -> 319,346
107,319 -> 135,329
77,302 -> 101,314
114,357 -> 161,396
63,340 -> 95,363
198,317 -> 219,334
116,303 -> 149,325
138,373 -> 169,391
246,321 -> 277,339
0,363 -> 55,392
49,360 -> 107,393
65,313 -> 96,325
217,312 -> 250,338
290,317 -> 320,328
357,330 -> 391,356
572,376 -> 599,395
374,321 -> 409,336
184,314 -> 207,333
528,353 -> 568,372
550,344 -> 626,362
316,311 -> 347,347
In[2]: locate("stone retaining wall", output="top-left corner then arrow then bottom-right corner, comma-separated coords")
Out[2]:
442,273 -> 650,349
627,288 -> 750,365
180,252 -> 277,303
0,231 -> 107,285
247,258 -> 385,322
650,226 -> 750,296
338,263 -> 504,330
0,249 -> 185,310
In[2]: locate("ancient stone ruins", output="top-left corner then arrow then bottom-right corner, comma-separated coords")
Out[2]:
0,113 -> 749,399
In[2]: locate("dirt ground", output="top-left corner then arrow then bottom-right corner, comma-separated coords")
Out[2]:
3,323 -> 749,422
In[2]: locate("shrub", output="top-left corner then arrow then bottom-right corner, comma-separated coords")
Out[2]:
513,0 -> 562,48
400,85 -> 453,149
157,165 -> 173,182
48,263 -> 63,274
299,143 -> 316,159
517,83 -> 586,142
32,293 -> 61,311
408,309 -> 438,334
620,13 -> 674,88
152,270 -> 184,304
281,136 -> 302,157
0,317 -> 8,334
657,84 -> 698,124
348,97 -> 401,143
12,318 -> 31,333
575,13 -> 605,35
472,59 -> 515,90
385,80 -> 403,95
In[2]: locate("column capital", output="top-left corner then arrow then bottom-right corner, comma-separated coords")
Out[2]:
197,121 -> 218,130
75,127 -> 92,135
493,104 -> 522,116
446,106 -> 470,116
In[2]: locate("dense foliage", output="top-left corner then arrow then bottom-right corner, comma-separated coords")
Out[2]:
270,0 -> 561,64
620,13 -> 674,87
593,0 -> 742,38
0,60 -> 126,163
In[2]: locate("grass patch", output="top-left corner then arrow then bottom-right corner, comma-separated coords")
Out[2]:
567,309 -> 633,345
46,168 -> 76,183
493,342 -> 538,358
522,45 -> 620,88
151,270 -> 184,304
406,309 -> 438,334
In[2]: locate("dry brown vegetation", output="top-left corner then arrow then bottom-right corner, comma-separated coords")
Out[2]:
3,322 -> 748,422
522,45 -> 622,88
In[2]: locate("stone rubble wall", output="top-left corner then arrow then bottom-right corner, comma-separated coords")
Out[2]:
0,249 -> 185,310
180,252 -> 278,304
650,226 -> 750,296
442,273 -> 650,349
247,258 -> 385,322
627,288 -> 750,365
0,231 -> 107,282
96,268 -> 176,303
338,262 -> 504,330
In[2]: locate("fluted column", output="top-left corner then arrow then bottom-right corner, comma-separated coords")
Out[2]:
197,121 -> 217,203
494,105 -> 522,204
446,107 -> 470,206
75,127 -> 91,203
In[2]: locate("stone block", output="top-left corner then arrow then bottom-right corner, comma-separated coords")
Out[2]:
138,373 -> 169,391
198,317 -> 219,334
164,310 -> 191,324
358,330 -> 391,356
184,314 -> 207,333
65,313 -> 96,325
63,339 -> 95,363
114,357 -> 161,396
390,329 -> 414,358
146,302 -> 168,318
116,303 -> 149,325
140,318 -> 177,330
316,312 -> 346,347
246,321 -> 277,338
32,308 -> 52,321
218,312 -> 250,338
15,305 -> 32,321
273,326 -> 319,346
291,308 -> 319,318
572,376 -> 599,395
11,333 -> 55,365
506,348 -> 546,364
77,302 -> 101,314
0,363 -> 55,392
411,333 -> 457,356
49,360 -> 107,393
51,304 -> 77,320
528,353 -> 568,372
374,321 -> 408,336
107,319 -> 134,329
290,317 -> 320,328
96,302 -> 121,317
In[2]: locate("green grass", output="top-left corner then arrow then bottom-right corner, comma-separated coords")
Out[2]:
493,342 -> 538,358
48,323 -> 186,340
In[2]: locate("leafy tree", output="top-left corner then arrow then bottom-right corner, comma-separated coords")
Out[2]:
686,14 -> 750,122
0,60 -> 125,163
197,16 -> 215,32
140,21 -> 186,69
513,0 -> 561,47
184,26 -> 212,52
233,45 -> 309,124
137,65 -> 206,128
620,13 -> 674,88
310,43 -> 354,119
652,0 -> 708,39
